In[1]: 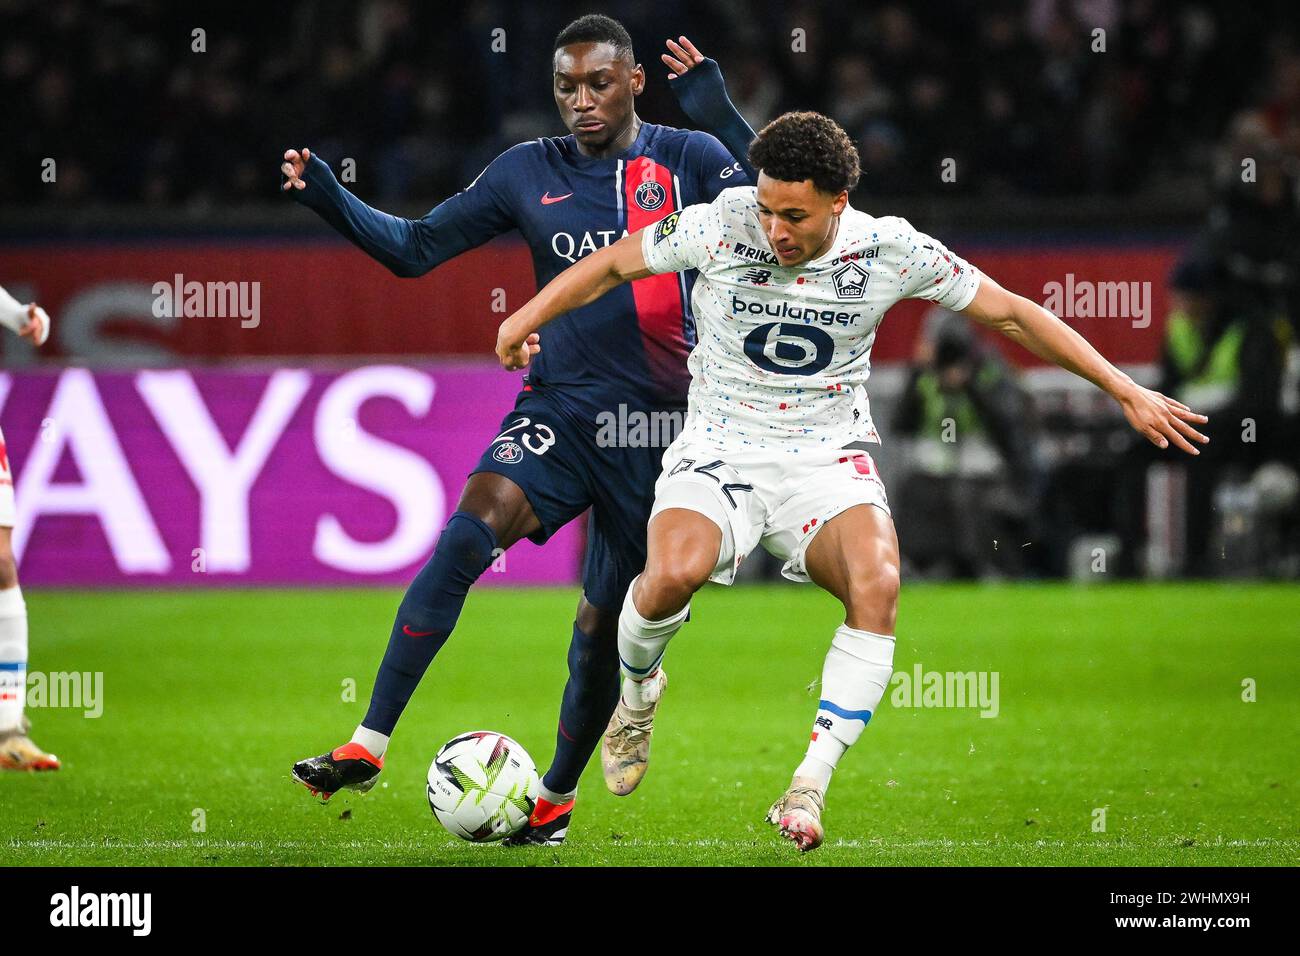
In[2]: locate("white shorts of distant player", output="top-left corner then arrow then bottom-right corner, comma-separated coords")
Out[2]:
651,425 -> 891,585
0,427 -> 13,528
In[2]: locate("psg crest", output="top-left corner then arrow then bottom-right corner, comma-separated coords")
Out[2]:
635,180 -> 667,211
492,441 -> 523,464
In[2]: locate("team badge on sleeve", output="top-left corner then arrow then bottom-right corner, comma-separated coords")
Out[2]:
653,211 -> 681,244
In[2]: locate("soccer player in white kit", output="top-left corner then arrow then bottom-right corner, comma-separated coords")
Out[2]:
0,284 -> 59,771
496,112 -> 1209,850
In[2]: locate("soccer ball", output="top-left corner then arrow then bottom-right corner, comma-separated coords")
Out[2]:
427,731 -> 538,842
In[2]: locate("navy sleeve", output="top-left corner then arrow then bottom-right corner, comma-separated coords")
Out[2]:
289,150 -> 519,278
669,57 -> 758,183
690,131 -> 752,202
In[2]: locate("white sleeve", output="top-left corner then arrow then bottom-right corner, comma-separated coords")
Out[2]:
0,284 -> 51,345
640,201 -> 719,276
896,224 -> 981,311
0,284 -> 26,335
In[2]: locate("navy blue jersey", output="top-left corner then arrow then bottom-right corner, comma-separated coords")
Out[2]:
295,123 -> 750,426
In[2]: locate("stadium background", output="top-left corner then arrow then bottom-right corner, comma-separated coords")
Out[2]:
0,1 -> 1296,866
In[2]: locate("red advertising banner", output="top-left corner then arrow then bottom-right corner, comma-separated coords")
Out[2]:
0,239 -> 1179,367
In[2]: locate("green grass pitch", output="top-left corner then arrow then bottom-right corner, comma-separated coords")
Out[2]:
3,583 -> 1296,866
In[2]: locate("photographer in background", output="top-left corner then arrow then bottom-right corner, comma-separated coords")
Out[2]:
892,308 -> 1044,579
1116,237 -> 1295,576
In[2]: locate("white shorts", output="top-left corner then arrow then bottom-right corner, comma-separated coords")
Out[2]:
650,428 -> 891,585
0,427 -> 13,528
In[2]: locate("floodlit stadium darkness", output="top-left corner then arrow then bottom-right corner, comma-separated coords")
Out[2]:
0,0 -> 1296,884
3,0 -> 1298,207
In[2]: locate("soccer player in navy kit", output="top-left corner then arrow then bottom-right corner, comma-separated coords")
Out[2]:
285,18 -> 756,844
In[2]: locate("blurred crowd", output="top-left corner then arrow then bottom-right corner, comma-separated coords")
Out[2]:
5,0 -> 1299,578
3,0 -> 1299,207
888,94 -> 1300,578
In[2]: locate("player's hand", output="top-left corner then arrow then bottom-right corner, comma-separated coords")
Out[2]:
496,322 -> 541,371
663,35 -> 706,80
19,303 -> 50,347
1116,383 -> 1209,455
281,148 -> 312,191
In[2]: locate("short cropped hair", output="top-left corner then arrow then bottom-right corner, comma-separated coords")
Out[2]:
748,111 -> 861,194
554,14 -> 634,62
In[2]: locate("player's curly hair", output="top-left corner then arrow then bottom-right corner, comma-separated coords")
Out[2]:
554,14 -> 634,62
748,111 -> 861,195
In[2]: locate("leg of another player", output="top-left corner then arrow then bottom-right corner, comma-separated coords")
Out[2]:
0,527 -> 23,733
798,503 -> 900,790
0,526 -> 58,771
600,508 -> 721,796
514,596 -> 621,838
355,472 -> 543,754
619,507 -> 720,703
293,473 -> 543,798
542,597 -> 620,797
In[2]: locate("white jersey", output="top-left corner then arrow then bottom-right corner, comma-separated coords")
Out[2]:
641,186 -> 980,453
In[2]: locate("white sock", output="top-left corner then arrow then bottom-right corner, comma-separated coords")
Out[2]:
797,624 -> 896,790
617,576 -> 689,709
537,782 -> 575,806
351,724 -> 389,760
793,755 -> 838,791
0,585 -> 28,733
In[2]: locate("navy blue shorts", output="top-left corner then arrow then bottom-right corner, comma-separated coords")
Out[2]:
471,388 -> 665,613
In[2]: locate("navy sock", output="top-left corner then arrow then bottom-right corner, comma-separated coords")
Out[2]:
362,511 -> 497,735
542,621 -> 621,795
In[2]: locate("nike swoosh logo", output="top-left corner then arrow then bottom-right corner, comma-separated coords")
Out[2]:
402,625 -> 436,637
540,192 -> 573,205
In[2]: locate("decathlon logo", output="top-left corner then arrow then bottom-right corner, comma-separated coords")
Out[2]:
831,262 -> 869,299
634,181 -> 666,211
492,441 -> 523,464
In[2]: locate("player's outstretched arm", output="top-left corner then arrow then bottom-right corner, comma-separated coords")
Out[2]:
495,232 -> 655,370
960,274 -> 1210,455
0,283 -> 51,346
280,147 -> 513,278
664,36 -> 758,181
